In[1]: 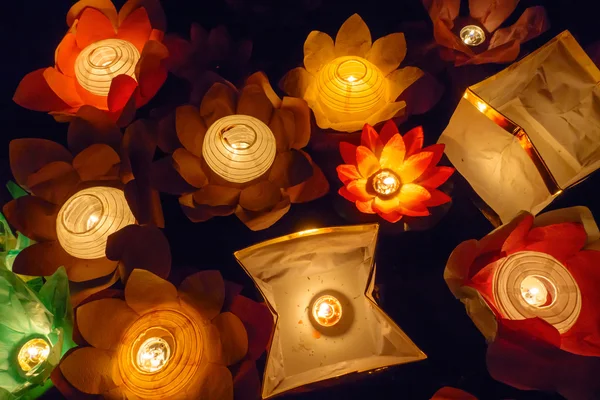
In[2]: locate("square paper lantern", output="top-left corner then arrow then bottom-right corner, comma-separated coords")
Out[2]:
235,224 -> 426,398
439,31 -> 600,225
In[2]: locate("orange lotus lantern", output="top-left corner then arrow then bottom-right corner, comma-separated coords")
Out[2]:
280,14 -> 426,132
445,207 -> 600,398
337,121 -> 454,223
13,0 -> 168,125
153,72 -> 329,231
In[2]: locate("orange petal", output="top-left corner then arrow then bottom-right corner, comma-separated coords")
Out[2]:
188,362 -> 233,400
9,138 -> 73,187
379,134 -> 406,171
200,82 -> 237,128
2,197 -> 59,242
281,96 -> 310,149
397,183 -> 431,205
172,148 -> 209,188
269,108 -> 295,152
334,14 -> 372,58
179,270 -> 225,321
279,67 -> 313,99
355,146 -> 380,178
59,347 -> 117,395
237,84 -> 274,125
67,106 -> 122,154
397,151 -> 434,183
339,142 -> 357,165
107,75 -> 138,113
336,165 -> 361,185
73,144 -> 121,181
373,196 -> 400,214
176,105 -> 206,157
155,109 -> 181,153
125,269 -> 179,314
44,68 -> 83,108
56,33 -> 80,77
74,79 -> 108,110
379,120 -> 399,145
402,126 -> 424,157
423,189 -> 451,207
118,0 -> 167,32
422,143 -> 445,166
212,312 -> 249,366
116,7 -> 152,53
268,150 -> 313,189
150,156 -> 196,195
346,179 -> 373,201
123,179 -> 164,228
193,185 -> 241,207
26,161 -> 81,204
67,0 -> 118,29
361,124 -> 383,156
235,195 -> 290,231
285,154 -> 330,203
239,181 -> 282,212
75,8 -> 116,49
303,30 -> 335,74
355,199 -> 376,214
417,166 -> 455,189
120,119 -> 157,181
77,298 -> 138,349
376,210 -> 403,223
246,72 -> 282,108
180,203 -> 235,223
470,0 -> 519,32
13,69 -> 71,112
135,40 -> 168,104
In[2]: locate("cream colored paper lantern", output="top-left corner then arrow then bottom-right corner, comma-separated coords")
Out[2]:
235,224 -> 426,398
75,38 -> 140,96
439,31 -> 600,225
202,115 -> 277,184
56,187 -> 136,259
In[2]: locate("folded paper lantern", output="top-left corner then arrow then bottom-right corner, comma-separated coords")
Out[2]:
439,31 -> 600,226
55,269 -> 253,399
153,72 -> 329,230
422,0 -> 549,65
2,111 -> 169,305
13,0 -> 168,126
235,224 -> 426,398
280,14 -> 426,132
337,121 -> 454,223
0,267 -> 75,399
445,206 -> 600,398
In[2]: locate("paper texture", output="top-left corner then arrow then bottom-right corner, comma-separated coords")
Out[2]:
439,31 -> 600,223
235,225 -> 425,398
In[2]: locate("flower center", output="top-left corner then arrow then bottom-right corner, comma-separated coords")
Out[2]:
56,187 -> 136,259
317,56 -> 386,114
520,275 -> 556,308
18,338 -> 51,373
135,333 -> 172,374
75,39 -> 140,96
460,25 -> 486,46
312,295 -> 342,327
203,115 -> 276,184
372,170 -> 401,196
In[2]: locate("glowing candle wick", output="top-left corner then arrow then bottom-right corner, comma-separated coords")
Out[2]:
312,295 -> 342,327
346,75 -> 357,83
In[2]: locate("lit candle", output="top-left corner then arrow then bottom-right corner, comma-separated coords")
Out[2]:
135,336 -> 171,374
520,275 -> 554,307
371,169 -> 401,196
75,38 -> 140,97
312,295 -> 342,327
17,338 -> 51,373
56,187 -> 136,259
460,25 -> 486,47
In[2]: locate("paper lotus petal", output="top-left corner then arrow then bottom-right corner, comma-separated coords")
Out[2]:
56,269 -> 254,399
444,206 -> 600,398
3,114 -> 168,305
430,386 -> 477,399
337,121 -> 454,223
280,14 -> 430,132
0,267 -> 75,399
152,73 -> 329,230
422,0 -> 550,66
13,0 -> 168,125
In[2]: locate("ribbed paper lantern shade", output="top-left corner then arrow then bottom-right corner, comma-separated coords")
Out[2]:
56,187 -> 136,259
75,38 -> 140,96
202,115 -> 277,184
493,251 -> 582,333
316,56 -> 386,115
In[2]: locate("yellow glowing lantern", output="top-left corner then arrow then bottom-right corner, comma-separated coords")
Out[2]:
202,115 -> 277,184
56,187 -> 136,259
75,39 -> 140,97
312,295 -> 342,327
439,31 -> 600,226
17,338 -> 51,374
459,25 -> 486,46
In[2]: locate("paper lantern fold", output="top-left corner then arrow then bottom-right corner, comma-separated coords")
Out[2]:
235,224 -> 426,398
439,31 -> 600,226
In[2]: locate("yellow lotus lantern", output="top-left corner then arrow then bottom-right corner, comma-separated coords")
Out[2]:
235,224 -> 426,398
280,14 -> 425,132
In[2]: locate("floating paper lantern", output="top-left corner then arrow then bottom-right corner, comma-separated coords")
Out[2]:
422,0 -> 549,65
13,0 -> 168,125
439,31 -> 600,226
153,73 -> 329,230
280,14 -> 426,132
444,207 -> 600,398
56,269 -> 253,399
235,224 -> 426,398
337,121 -> 454,223
0,267 -> 74,399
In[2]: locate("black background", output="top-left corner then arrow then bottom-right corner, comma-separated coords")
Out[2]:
2,0 -> 599,399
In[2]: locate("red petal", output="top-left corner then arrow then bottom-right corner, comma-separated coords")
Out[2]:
501,214 -> 534,254
376,210 -> 403,223
338,187 -> 357,202
339,142 -> 357,165
421,143 -> 445,167
402,126 -> 424,157
378,120 -> 399,145
107,74 -> 138,112
229,295 -> 273,360
430,387 -> 477,400
116,7 -> 152,53
422,189 -> 451,207
56,33 -> 80,78
417,166 -> 455,189
523,222 -> 587,262
355,199 -> 375,214
360,124 -> 383,156
397,151 -> 433,183
135,40 -> 168,106
75,7 -> 116,49
336,164 -> 361,185
43,68 -> 83,108
232,360 -> 261,400
14,69 -> 71,112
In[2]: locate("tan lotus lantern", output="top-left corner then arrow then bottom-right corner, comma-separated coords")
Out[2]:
438,31 -> 600,226
235,224 -> 426,398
